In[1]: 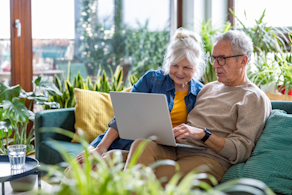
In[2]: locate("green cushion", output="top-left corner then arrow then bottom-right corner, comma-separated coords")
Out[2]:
222,109 -> 292,195
38,140 -> 83,165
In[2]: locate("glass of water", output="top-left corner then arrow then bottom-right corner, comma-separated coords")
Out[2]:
7,145 -> 26,169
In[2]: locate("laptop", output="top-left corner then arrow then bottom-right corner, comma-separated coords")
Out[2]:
109,91 -> 206,150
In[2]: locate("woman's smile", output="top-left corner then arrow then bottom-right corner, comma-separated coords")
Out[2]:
175,75 -> 185,80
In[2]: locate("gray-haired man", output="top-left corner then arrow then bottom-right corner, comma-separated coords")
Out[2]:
124,30 -> 272,186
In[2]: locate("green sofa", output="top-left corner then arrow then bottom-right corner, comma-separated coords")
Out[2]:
35,101 -> 292,194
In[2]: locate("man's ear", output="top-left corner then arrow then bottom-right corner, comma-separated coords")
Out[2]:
241,55 -> 248,67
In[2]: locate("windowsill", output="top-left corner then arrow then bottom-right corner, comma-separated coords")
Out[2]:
266,93 -> 292,101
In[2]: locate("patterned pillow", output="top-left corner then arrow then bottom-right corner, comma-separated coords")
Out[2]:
222,109 -> 292,195
72,88 -> 114,143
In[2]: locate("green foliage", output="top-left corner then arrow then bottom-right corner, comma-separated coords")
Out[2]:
78,0 -> 121,76
36,128 -> 275,195
46,65 -> 131,109
275,52 -> 292,96
230,9 -> 289,53
125,21 -> 170,78
248,52 -> 280,86
200,19 -> 232,83
77,0 -> 170,80
128,74 -> 139,87
0,77 -> 61,155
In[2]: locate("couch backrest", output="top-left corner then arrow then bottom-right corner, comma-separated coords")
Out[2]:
271,101 -> 292,114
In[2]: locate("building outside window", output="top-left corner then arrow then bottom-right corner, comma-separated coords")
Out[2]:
30,0 -> 171,84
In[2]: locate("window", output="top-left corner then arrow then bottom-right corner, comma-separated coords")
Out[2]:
31,0 -> 171,83
31,0 -> 75,81
0,0 -> 11,86
235,0 -> 292,28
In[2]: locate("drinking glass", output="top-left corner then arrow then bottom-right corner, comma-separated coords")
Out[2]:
7,145 -> 26,169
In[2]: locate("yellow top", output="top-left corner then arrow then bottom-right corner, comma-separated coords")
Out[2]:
170,90 -> 188,127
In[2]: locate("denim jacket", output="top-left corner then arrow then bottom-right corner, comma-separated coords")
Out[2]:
90,70 -> 203,150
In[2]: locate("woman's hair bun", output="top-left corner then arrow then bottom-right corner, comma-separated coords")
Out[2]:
174,28 -> 199,43
175,32 -> 188,40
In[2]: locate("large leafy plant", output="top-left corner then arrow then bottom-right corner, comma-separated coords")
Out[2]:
200,19 -> 231,83
0,77 -> 62,155
248,52 -> 280,86
37,129 -> 275,195
230,9 -> 289,53
46,64 -> 137,109
275,52 -> 292,96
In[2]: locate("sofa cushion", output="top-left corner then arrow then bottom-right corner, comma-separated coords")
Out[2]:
72,88 -> 115,143
38,140 -> 83,165
222,109 -> 292,195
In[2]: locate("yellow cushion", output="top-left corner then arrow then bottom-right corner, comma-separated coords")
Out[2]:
72,87 -> 132,143
72,89 -> 114,143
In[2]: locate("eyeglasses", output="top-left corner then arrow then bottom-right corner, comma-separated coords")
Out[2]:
209,55 -> 244,66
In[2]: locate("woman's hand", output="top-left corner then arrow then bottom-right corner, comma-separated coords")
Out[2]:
72,127 -> 119,165
173,123 -> 205,140
72,145 -> 105,164
65,145 -> 105,174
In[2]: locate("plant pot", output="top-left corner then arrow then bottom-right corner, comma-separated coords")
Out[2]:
260,83 -> 277,94
10,174 -> 36,192
278,86 -> 292,95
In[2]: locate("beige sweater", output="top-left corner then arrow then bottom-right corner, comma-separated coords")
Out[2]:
177,80 -> 272,170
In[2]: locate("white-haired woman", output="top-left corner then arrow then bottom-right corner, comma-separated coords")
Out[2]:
72,28 -> 206,165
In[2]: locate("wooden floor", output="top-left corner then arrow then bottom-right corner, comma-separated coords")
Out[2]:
1,180 -> 52,195
0,155 -> 53,195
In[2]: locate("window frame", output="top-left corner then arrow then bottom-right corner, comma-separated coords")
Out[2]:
10,0 -> 33,92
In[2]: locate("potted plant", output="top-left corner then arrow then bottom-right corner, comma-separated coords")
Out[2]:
45,65 -> 127,109
0,76 -> 61,191
200,19 -> 232,84
248,52 -> 280,93
0,76 -> 62,155
275,52 -> 292,96
230,9 -> 289,54
36,129 -> 275,195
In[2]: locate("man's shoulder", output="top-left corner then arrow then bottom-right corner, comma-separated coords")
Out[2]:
241,80 -> 270,101
202,81 -> 222,89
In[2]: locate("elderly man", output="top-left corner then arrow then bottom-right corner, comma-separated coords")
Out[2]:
124,30 -> 272,186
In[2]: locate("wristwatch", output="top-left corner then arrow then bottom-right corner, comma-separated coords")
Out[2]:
201,128 -> 212,142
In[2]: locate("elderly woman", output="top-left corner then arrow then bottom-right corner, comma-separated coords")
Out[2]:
122,30 -> 272,188
73,28 -> 206,164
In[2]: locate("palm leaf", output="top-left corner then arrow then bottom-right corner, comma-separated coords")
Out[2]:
34,76 -> 62,96
0,83 -> 21,103
2,98 -> 29,127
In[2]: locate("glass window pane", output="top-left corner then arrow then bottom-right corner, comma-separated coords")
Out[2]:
0,0 -> 11,86
124,0 -> 170,31
31,0 -> 171,98
79,0 -> 171,79
31,0 -> 75,82
235,0 -> 292,28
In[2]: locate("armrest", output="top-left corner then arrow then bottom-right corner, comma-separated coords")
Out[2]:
35,108 -> 76,149
271,100 -> 292,114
